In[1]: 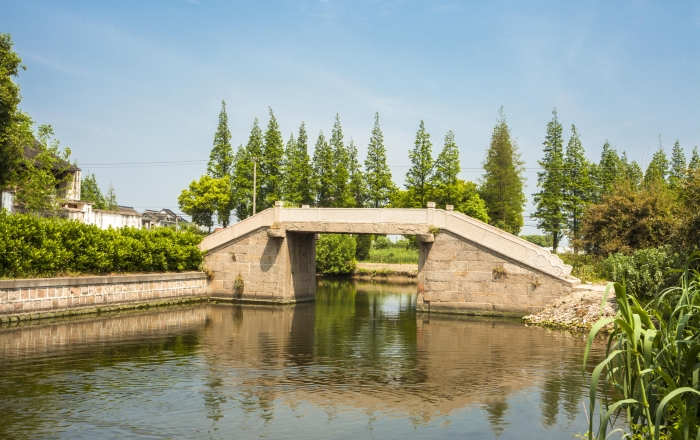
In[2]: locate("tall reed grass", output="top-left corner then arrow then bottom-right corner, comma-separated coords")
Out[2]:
584,254 -> 700,439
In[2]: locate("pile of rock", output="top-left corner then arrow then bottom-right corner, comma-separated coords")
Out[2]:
523,285 -> 618,332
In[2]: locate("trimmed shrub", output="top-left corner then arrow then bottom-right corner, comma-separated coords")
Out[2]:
0,212 -> 203,278
316,234 -> 356,275
602,246 -> 675,298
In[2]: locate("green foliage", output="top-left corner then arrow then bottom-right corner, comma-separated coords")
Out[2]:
178,175 -> 231,232
364,112 -> 396,208
533,108 -> 566,250
260,107 -> 284,208
601,247 -> 675,298
563,124 -> 594,246
354,234 -> 371,261
0,33 -> 27,190
595,141 -> 623,201
520,234 -> 554,248
453,180 -> 490,223
479,107 -> 526,235
669,140 -> 687,190
105,182 -> 118,210
311,130 -> 334,207
689,147 -> 700,173
644,144 -> 669,186
405,120 -> 434,207
330,114 -> 350,207
584,263 -> 700,439
558,252 -> 606,284
231,119 -> 263,220
207,100 -> 234,179
80,172 -> 106,209
367,247 -> 418,264
431,130 -> 460,204
346,138 -> 366,207
281,122 -> 313,206
0,212 -> 203,278
316,233 -> 356,275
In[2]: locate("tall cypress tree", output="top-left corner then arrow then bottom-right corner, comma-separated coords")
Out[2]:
312,131 -> 334,207
207,100 -> 234,179
533,109 -> 566,251
562,124 -> 593,248
260,107 -> 284,208
690,146 -> 700,172
231,119 -> 263,220
364,112 -> 396,208
644,146 -> 669,186
405,120 -> 434,208
669,140 -> 687,189
330,114 -> 350,207
621,152 -> 643,189
595,140 -> 622,201
346,138 -> 366,207
431,130 -> 460,207
281,123 -> 313,206
479,107 -> 526,235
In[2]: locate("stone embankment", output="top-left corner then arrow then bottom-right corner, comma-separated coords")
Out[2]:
523,284 -> 617,332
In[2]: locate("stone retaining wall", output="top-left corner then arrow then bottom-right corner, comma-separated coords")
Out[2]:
0,272 -> 209,320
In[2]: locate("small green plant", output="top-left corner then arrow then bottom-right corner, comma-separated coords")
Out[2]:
492,264 -> 507,280
428,225 -> 440,235
234,273 -> 245,296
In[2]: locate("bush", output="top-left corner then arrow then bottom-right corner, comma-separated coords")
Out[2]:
372,235 -> 392,249
520,234 -> 553,249
601,246 -> 675,298
0,212 -> 203,278
316,234 -> 356,275
558,253 -> 606,284
354,234 -> 371,261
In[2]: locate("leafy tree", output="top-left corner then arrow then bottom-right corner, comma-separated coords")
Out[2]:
453,180 -> 490,223
595,140 -> 622,201
0,33 -> 29,190
431,130 -> 460,207
520,234 -> 554,248
105,182 -> 118,210
80,172 -> 106,209
405,120 -> 434,208
14,124 -> 73,212
346,138 -> 366,207
354,234 -> 371,260
644,145 -> 669,186
678,167 -> 700,249
364,112 -> 396,208
260,107 -> 284,208
669,140 -> 687,190
577,182 -> 679,256
621,152 -> 643,188
231,119 -> 263,220
178,174 -> 231,233
690,146 -> 700,172
533,109 -> 566,251
281,122 -> 313,206
480,107 -> 526,235
207,100 -> 234,179
330,114 -> 350,207
316,233 -> 356,275
311,131 -> 334,207
562,124 -> 594,248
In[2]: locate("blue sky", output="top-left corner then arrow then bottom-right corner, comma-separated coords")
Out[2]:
1,0 -> 699,233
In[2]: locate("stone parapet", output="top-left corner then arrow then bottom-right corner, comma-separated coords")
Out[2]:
0,272 -> 209,320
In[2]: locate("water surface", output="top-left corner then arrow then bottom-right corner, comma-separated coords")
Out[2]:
0,279 -> 603,439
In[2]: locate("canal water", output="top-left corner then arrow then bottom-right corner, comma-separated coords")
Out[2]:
0,279 -> 604,439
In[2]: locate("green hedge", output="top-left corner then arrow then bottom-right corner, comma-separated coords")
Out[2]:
602,246 -> 675,298
0,212 -> 203,278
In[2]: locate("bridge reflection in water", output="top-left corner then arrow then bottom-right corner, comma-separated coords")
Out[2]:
0,280 -> 601,439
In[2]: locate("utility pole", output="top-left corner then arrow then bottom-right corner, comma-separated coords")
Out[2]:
252,157 -> 258,215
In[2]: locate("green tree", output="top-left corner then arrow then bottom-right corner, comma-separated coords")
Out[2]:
316,233 -> 356,275
312,131 -> 334,207
0,33 -> 29,190
669,140 -> 687,190
479,107 -> 526,235
105,182 -> 118,210
81,172 -> 106,209
644,144 -> 669,186
595,140 -> 622,201
14,124 -> 73,212
431,130 -> 460,207
562,124 -> 594,248
533,109 -> 566,251
454,180 -> 490,223
231,119 -> 264,220
330,114 -> 350,207
260,107 -> 284,208
690,146 -> 700,172
405,120 -> 434,208
207,100 -> 234,179
621,152 -> 643,188
281,122 -> 313,206
364,112 -> 396,208
178,174 -> 231,233
346,138 -> 366,207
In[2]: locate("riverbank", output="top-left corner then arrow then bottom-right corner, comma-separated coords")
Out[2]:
352,262 -> 418,280
522,284 -> 617,332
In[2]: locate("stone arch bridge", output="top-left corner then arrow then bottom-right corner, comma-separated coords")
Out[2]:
200,202 -> 580,316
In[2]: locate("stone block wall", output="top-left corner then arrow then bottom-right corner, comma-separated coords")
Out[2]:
417,231 -> 572,316
0,272 -> 208,320
205,228 -> 315,303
